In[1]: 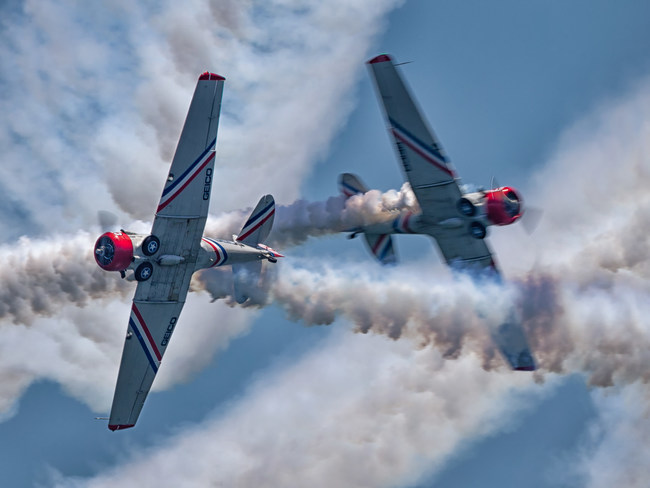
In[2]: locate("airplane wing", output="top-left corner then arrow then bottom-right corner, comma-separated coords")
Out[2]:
367,55 -> 494,270
108,72 -> 224,430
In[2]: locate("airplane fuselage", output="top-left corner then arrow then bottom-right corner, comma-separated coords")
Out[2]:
354,187 -> 522,240
94,231 -> 280,282
196,237 -> 276,270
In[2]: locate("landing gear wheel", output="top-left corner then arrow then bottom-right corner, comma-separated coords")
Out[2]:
141,235 -> 160,256
469,221 -> 487,240
135,262 -> 154,282
457,198 -> 476,217
268,257 -> 278,263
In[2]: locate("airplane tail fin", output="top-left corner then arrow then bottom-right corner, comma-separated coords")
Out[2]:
364,233 -> 397,265
232,195 -> 282,303
339,173 -> 369,199
236,195 -> 275,246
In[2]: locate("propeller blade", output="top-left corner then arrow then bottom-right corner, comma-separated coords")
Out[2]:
521,206 -> 543,235
97,210 -> 118,233
490,176 -> 500,190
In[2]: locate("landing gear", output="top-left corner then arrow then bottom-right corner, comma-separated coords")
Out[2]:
268,257 -> 278,263
135,261 -> 154,281
469,221 -> 487,239
457,198 -> 476,217
141,235 -> 160,256
347,232 -> 360,240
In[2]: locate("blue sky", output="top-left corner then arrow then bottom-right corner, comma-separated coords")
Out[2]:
1,1 -> 650,487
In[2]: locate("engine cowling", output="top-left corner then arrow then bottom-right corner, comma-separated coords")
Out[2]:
486,187 -> 523,226
94,232 -> 134,272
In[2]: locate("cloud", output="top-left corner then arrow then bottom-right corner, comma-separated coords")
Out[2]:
52,332 -> 545,488
572,383 -> 650,487
0,0 -> 407,427
3,0 -> 650,486
0,0 -> 403,241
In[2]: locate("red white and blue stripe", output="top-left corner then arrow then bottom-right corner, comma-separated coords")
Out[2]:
237,201 -> 275,242
157,138 -> 217,213
389,118 -> 455,178
202,237 -> 228,267
392,211 -> 415,234
340,180 -> 364,198
130,304 -> 162,373
371,234 -> 394,263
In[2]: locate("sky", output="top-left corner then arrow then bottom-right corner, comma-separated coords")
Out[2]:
1,0 -> 650,487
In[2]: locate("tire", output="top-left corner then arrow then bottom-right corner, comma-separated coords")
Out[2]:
457,198 -> 476,217
135,262 -> 154,282
141,235 -> 160,256
469,221 -> 487,240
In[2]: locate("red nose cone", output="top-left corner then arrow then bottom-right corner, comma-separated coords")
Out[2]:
94,232 -> 134,271
486,187 -> 523,226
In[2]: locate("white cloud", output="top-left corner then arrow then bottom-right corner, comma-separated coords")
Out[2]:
3,0 -> 650,486
52,332 -> 544,488
0,0 -> 403,239
575,383 -> 650,487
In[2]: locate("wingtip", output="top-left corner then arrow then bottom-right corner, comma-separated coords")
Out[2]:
199,72 -> 225,81
367,54 -> 392,64
108,423 -> 135,431
514,365 -> 536,372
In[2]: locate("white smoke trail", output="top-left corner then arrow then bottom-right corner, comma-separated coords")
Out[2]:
204,181 -> 417,248
572,383 -> 650,487
0,0 -> 409,412
0,0 -> 407,423
0,286 -> 254,419
51,331 -> 547,488
0,0 -> 403,241
0,233 -> 130,325
0,185 -> 417,419
0,183 -> 411,327
2,0 -> 649,486
195,76 -> 650,390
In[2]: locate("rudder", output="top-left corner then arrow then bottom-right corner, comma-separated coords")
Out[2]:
364,233 -> 397,265
236,195 -> 275,246
338,173 -> 369,199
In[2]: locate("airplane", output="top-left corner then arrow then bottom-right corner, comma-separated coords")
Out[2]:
340,54 -> 536,371
93,72 -> 283,431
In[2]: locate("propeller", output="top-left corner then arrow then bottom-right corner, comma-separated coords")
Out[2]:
489,175 -> 542,234
521,205 -> 543,235
97,210 -> 118,233
490,175 -> 499,190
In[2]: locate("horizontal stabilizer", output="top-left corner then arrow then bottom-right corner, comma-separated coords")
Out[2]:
233,261 -> 262,304
492,320 -> 536,371
236,195 -> 275,246
339,173 -> 369,199
364,233 -> 397,265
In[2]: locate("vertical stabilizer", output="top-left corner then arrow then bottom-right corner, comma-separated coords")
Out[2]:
236,195 -> 275,246
363,233 -> 397,265
338,173 -> 369,199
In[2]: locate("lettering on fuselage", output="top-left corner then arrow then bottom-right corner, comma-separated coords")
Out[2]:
203,167 -> 213,200
160,316 -> 178,346
396,141 -> 411,172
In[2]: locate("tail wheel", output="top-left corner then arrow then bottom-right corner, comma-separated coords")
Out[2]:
135,262 -> 154,282
469,221 -> 487,239
457,198 -> 476,217
142,235 -> 160,256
